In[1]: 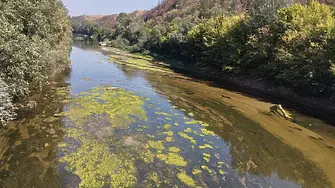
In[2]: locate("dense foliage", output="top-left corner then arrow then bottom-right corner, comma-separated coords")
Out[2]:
72,0 -> 335,97
0,0 -> 72,124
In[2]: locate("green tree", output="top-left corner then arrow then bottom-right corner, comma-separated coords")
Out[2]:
0,0 -> 72,124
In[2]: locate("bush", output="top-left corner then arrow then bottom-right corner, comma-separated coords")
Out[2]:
0,0 -> 72,124
261,1 -> 335,95
186,14 -> 249,69
186,1 -> 335,96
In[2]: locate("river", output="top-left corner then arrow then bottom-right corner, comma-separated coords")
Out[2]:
0,43 -> 334,188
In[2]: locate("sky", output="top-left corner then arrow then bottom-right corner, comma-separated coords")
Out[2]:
61,0 -> 159,16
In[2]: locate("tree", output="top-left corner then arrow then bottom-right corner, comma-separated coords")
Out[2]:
0,0 -> 72,124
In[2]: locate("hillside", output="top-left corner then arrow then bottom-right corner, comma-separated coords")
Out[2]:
72,10 -> 147,29
72,14 -> 119,28
72,0 -> 334,30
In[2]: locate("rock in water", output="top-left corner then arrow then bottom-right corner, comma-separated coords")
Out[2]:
124,136 -> 141,147
270,105 -> 292,120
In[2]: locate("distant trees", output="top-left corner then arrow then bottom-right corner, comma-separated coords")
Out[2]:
72,0 -> 335,97
0,0 -> 72,124
186,1 -> 335,95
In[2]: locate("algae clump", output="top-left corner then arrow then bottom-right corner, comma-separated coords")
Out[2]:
184,128 -> 192,133
147,140 -> 165,150
177,172 -> 197,187
156,112 -> 172,116
58,86 -> 149,187
163,124 -> 171,130
157,152 -> 187,167
60,130 -> 137,188
200,128 -> 216,136
192,169 -> 202,175
178,132 -> 196,144
165,137 -> 173,142
169,147 -> 180,153
199,144 -> 214,149
201,165 -> 213,174
144,172 -> 161,187
203,153 -> 211,162
162,131 -> 173,136
64,86 -> 146,128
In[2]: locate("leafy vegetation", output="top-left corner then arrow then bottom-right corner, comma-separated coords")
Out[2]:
0,0 -> 72,124
72,0 -> 335,98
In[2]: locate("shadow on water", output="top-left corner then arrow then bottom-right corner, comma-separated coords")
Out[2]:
0,42 -> 333,188
72,38 -> 99,51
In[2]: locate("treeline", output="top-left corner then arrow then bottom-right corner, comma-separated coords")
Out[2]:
72,0 -> 335,98
0,0 -> 72,124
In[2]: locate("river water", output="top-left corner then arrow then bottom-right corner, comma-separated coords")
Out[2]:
0,44 -> 334,188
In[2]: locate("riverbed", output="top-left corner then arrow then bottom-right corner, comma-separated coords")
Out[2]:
0,44 -> 334,188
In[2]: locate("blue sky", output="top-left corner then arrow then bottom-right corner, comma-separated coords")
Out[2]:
61,0 -> 158,16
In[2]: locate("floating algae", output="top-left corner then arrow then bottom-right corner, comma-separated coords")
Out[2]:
199,144 -> 214,149
157,152 -> 187,167
169,147 -> 180,153
108,53 -> 172,74
57,85 -> 219,187
162,131 -> 174,136
58,86 -> 148,187
156,112 -> 172,116
203,153 -> 211,162
185,128 -> 193,133
192,168 -> 202,175
147,140 -> 165,150
63,86 -> 146,128
144,172 -> 161,187
185,119 -> 209,127
201,165 -> 213,174
141,149 -> 155,163
177,172 -> 197,187
178,132 -> 197,144
200,128 -> 216,136
60,133 -> 137,187
164,124 -> 172,130
165,137 -> 173,142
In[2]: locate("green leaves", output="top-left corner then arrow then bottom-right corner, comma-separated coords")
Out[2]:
0,0 -> 72,125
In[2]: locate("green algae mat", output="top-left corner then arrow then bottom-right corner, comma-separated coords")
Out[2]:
57,86 -> 225,187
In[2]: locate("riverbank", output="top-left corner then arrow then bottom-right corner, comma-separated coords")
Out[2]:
101,46 -> 335,125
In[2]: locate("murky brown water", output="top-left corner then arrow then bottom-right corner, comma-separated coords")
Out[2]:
0,43 -> 334,188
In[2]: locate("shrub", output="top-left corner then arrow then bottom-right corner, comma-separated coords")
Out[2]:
186,14 -> 249,69
0,0 -> 72,124
263,0 -> 335,95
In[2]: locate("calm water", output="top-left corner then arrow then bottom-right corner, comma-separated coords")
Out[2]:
0,44 -> 333,188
